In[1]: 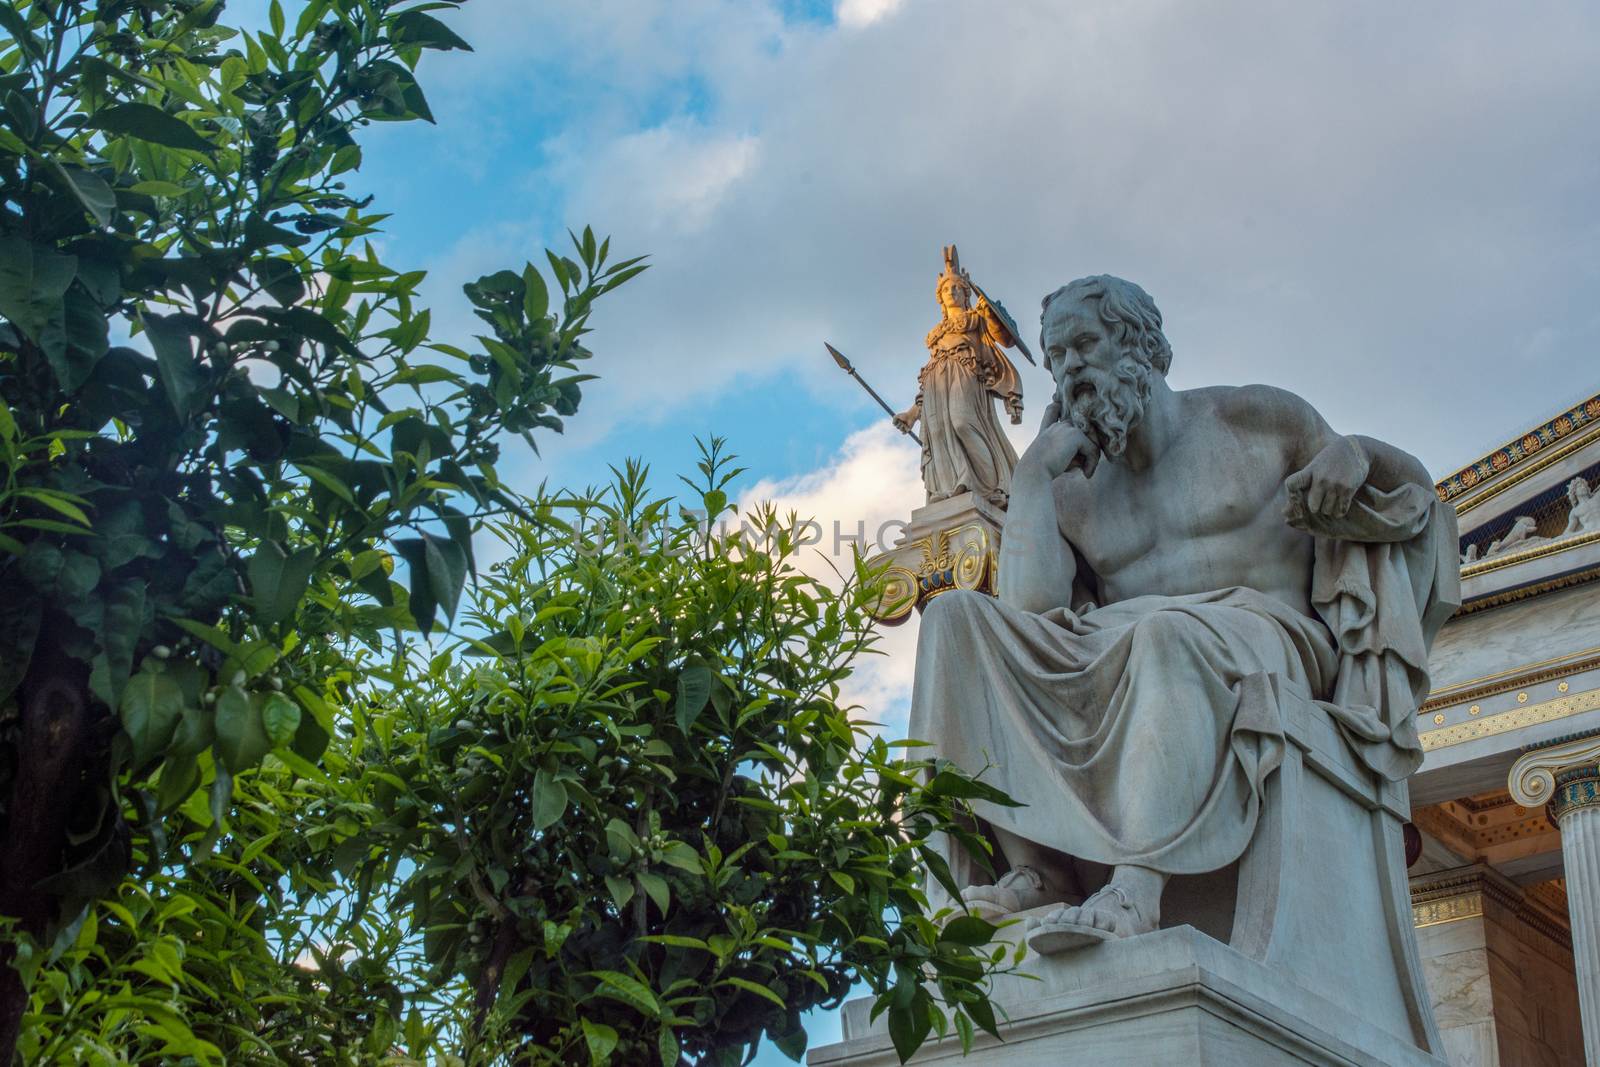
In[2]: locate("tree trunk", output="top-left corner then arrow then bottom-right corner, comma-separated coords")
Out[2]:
0,654 -> 94,1065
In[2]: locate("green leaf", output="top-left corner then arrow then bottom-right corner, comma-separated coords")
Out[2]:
581,1019 -> 618,1065
940,915 -> 997,947
773,1026 -> 807,1062
658,1027 -> 680,1067
250,257 -> 305,306
658,841 -> 700,874
522,262 -> 548,321
52,162 -> 115,227
422,531 -> 467,624
93,581 -> 146,709
590,969 -> 661,1017
638,871 -> 670,914
605,817 -> 638,860
393,538 -> 435,633
926,770 -> 1021,806
126,180 -> 186,197
720,976 -> 786,1009
90,102 -> 213,152
261,692 -> 301,748
531,769 -> 567,830
603,874 -> 633,910
390,9 -> 473,51
966,996 -> 1000,1040
248,541 -> 318,625
120,669 -> 185,768
215,685 -> 271,772
674,665 -> 713,735
954,1009 -> 975,1053
196,764 -> 233,856
0,235 -> 75,375
887,996 -> 930,1062
140,312 -> 207,420
0,6 -> 40,61
829,870 -> 855,895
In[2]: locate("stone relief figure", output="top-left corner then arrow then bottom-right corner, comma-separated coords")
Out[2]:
910,275 -> 1456,952
893,246 -> 1025,507
1482,514 -> 1546,559
1563,475 -> 1600,536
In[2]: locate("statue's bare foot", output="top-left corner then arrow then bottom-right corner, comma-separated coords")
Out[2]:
959,866 -> 1055,920
1024,883 -> 1156,954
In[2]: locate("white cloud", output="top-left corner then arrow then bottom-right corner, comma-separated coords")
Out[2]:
408,0 -> 1600,479
548,125 -> 760,236
737,421 -> 925,729
836,0 -> 907,29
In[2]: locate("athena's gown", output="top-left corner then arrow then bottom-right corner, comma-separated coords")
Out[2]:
915,307 -> 1023,504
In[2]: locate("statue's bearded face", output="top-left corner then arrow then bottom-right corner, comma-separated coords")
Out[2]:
1042,297 -> 1153,460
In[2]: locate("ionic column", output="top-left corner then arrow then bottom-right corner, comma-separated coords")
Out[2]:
1510,736 -> 1600,1065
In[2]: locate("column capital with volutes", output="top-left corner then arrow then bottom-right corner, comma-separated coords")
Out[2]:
1509,733 -> 1600,823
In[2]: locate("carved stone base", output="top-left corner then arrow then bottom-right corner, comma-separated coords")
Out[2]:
809,925 -> 1448,1066
865,491 -> 1005,624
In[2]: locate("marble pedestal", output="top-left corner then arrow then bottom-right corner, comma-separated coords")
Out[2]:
811,925 -> 1447,1067
815,682 -> 1448,1065
864,492 -> 1005,624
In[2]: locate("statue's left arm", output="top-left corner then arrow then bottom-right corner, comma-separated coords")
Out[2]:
1240,386 -> 1431,527
974,298 -> 1024,424
974,296 -> 1018,349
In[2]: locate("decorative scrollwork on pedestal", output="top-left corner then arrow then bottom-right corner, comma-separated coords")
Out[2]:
865,520 -> 998,624
874,564 -> 921,625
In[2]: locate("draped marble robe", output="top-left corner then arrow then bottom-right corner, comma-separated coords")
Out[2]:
910,482 -> 1458,885
913,306 -> 1023,506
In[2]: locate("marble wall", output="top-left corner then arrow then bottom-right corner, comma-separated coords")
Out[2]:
1412,868 -> 1582,1066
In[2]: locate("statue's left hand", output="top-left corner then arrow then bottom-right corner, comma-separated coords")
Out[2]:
1284,436 -> 1371,524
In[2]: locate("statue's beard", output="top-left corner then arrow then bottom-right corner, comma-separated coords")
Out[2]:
1065,357 -> 1151,460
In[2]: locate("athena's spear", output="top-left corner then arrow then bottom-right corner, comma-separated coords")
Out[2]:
824,342 -> 922,447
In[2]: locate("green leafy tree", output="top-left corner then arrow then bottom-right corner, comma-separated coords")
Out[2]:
333,445 -> 1024,1065
0,0 -> 642,1057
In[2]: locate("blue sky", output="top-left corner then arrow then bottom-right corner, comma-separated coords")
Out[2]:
238,0 -> 1600,1058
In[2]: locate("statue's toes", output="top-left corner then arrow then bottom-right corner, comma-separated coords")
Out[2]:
1026,905 -> 1074,930
961,884 -> 1020,917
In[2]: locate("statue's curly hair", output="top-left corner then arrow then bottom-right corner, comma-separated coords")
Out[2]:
1040,275 -> 1172,375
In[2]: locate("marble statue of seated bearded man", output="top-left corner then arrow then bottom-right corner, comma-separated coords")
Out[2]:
908,275 -> 1452,954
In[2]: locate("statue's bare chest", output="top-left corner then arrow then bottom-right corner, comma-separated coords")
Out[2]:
1054,428 -> 1307,600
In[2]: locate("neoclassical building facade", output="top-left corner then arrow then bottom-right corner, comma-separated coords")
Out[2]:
1410,389 -> 1600,1064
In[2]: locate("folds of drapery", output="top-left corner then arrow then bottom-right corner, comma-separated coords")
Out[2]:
908,480 -> 1458,884
1302,482 -> 1461,782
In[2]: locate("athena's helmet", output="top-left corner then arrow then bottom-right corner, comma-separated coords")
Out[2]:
936,245 -> 972,309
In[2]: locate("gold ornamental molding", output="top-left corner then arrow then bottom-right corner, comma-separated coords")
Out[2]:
1423,646 -> 1600,711
1436,393 -> 1600,513
1455,561 -> 1600,615
1412,892 -> 1483,929
868,521 -> 997,625
1409,866 -> 1571,944
1419,687 -> 1600,752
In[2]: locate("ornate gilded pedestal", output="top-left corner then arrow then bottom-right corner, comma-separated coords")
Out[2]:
865,491 -> 1004,624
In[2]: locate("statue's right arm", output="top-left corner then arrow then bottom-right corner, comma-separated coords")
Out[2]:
998,410 -> 1100,613
892,395 -> 922,432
